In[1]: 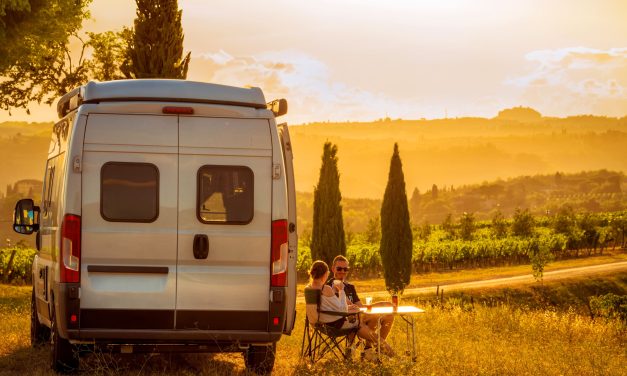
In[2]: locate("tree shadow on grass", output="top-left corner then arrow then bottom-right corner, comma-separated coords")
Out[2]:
0,345 -> 244,375
80,351 -> 245,375
0,345 -> 52,376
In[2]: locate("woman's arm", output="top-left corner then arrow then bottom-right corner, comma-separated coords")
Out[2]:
321,285 -> 334,297
337,289 -> 348,312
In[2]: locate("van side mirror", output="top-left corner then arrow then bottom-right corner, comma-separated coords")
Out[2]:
13,199 -> 40,235
267,98 -> 288,117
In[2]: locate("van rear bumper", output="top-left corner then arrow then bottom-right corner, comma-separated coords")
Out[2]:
68,329 -> 281,344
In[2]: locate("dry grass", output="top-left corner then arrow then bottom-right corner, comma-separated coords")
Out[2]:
1,273 -> 626,375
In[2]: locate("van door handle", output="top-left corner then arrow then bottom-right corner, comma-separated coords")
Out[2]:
193,234 -> 209,259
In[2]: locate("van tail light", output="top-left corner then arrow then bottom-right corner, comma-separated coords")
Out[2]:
60,214 -> 81,283
271,219 -> 288,287
162,106 -> 194,115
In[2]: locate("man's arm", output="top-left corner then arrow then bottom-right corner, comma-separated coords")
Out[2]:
348,284 -> 363,307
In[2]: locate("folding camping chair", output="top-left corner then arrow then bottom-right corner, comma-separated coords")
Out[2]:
300,287 -> 361,363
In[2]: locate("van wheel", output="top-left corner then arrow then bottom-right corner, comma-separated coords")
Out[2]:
31,289 -> 50,347
50,309 -> 79,373
244,343 -> 276,375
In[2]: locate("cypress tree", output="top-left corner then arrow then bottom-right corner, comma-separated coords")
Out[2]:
409,187 -> 421,222
310,142 -> 346,266
128,0 -> 191,78
380,143 -> 413,294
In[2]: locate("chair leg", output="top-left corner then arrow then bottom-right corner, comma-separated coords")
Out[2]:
302,327 -> 361,363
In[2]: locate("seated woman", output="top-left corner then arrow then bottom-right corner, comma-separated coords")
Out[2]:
305,260 -> 394,357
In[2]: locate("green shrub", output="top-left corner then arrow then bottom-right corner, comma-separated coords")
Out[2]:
590,293 -> 627,323
0,247 -> 36,283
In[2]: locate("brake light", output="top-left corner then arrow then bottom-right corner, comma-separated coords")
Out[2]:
162,106 -> 194,115
271,219 -> 288,287
60,214 -> 81,283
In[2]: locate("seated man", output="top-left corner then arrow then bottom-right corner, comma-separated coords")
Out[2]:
327,255 -> 395,356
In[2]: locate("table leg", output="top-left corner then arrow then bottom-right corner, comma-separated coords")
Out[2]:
397,314 -> 417,362
411,316 -> 416,361
377,316 -> 382,357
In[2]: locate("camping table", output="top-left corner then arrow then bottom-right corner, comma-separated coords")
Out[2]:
360,305 -> 425,360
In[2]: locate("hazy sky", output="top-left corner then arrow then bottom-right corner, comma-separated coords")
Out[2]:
3,0 -> 626,124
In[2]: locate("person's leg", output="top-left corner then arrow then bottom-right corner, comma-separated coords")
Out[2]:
357,323 -> 378,345
362,314 -> 379,334
358,322 -> 396,357
379,315 -> 395,341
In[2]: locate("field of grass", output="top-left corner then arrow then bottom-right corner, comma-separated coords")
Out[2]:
299,250 -> 627,296
1,269 -> 626,375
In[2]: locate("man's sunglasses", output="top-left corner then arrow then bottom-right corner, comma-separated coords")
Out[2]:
335,267 -> 350,272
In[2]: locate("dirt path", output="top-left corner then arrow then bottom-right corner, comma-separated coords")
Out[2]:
296,261 -> 627,302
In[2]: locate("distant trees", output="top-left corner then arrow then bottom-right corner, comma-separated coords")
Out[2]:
552,205 -> 577,235
431,184 -> 439,199
128,0 -> 191,78
442,213 -> 456,239
529,239 -> 553,282
409,187 -> 421,222
512,208 -> 535,237
491,210 -> 508,238
364,217 -> 381,244
459,212 -> 476,241
310,142 -> 346,266
496,106 -> 542,122
380,143 -> 412,294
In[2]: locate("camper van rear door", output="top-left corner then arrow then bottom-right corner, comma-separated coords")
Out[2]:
79,114 -> 178,329
176,116 -> 272,330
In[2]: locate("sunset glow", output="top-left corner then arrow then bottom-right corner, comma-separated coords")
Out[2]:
2,0 -> 626,124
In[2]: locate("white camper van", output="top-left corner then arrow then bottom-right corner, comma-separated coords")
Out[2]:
13,80 -> 298,374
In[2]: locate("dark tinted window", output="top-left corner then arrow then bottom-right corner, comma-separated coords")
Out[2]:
101,162 -> 159,222
197,166 -> 253,224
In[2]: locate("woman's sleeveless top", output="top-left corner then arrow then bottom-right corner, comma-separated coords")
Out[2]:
318,288 -> 347,323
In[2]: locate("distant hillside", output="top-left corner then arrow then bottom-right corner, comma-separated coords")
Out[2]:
290,115 -> 627,198
0,122 -> 52,192
296,170 -> 626,235
3,116 -> 627,201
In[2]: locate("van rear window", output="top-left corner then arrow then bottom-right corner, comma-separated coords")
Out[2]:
197,166 -> 253,224
101,162 -> 159,222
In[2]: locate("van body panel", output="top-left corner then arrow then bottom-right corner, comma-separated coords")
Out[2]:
176,117 -> 272,315
40,114 -> 76,335
268,121 -> 288,222
278,123 -> 298,334
80,115 -> 178,312
85,114 -> 178,146
70,328 -> 281,342
178,117 -> 272,150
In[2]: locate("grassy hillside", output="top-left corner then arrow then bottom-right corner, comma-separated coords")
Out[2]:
290,115 -> 627,198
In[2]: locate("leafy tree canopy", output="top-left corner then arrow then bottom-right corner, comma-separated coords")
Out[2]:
0,0 -> 92,113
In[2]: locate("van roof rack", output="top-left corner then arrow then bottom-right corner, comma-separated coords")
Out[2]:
57,79 -> 268,118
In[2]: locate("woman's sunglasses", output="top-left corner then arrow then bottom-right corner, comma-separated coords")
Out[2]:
335,267 -> 350,272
